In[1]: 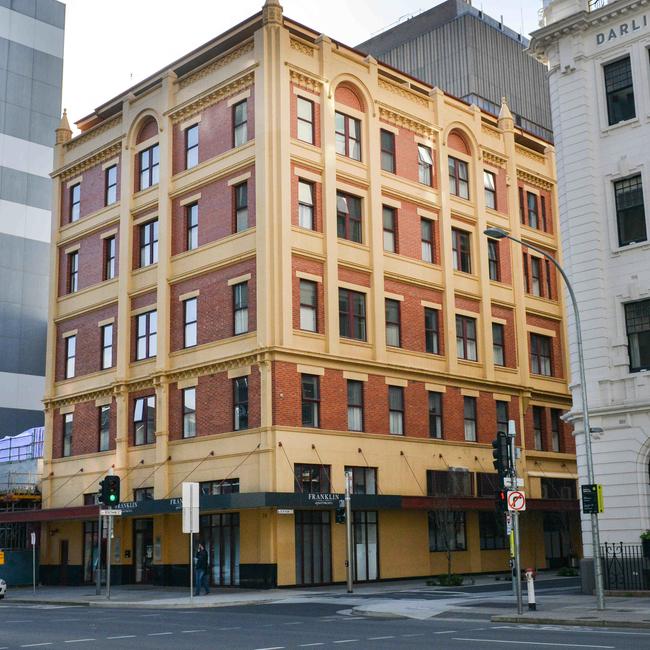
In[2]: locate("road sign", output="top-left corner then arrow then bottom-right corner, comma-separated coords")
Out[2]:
182,481 -> 199,534
100,509 -> 122,516
581,484 -> 604,514
503,477 -> 525,488
505,513 -> 513,535
507,490 -> 526,511
31,531 -> 36,546
277,509 -> 294,515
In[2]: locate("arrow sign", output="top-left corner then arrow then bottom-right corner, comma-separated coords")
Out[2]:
507,490 -> 526,512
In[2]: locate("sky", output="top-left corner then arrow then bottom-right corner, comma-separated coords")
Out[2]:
60,0 -> 542,127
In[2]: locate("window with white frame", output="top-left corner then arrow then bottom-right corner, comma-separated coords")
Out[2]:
388,386 -> 404,435
233,282 -> 249,335
299,280 -> 317,332
298,180 -> 314,230
183,297 -> 197,348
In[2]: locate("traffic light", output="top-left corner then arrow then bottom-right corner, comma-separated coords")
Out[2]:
492,431 -> 511,481
335,507 -> 346,524
99,475 -> 120,506
495,489 -> 508,512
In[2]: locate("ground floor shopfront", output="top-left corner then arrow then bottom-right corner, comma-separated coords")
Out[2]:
24,492 -> 581,588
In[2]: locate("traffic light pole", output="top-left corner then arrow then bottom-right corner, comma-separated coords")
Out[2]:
106,507 -> 112,600
344,471 -> 353,594
509,420 -> 523,615
96,509 -> 102,595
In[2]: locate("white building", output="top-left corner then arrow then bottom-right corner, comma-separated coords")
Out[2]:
530,0 -> 650,585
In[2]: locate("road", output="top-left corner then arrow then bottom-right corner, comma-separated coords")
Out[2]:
1,597 -> 649,650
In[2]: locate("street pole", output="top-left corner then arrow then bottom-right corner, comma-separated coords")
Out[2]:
344,470 -> 353,594
509,419 -> 523,615
96,509 -> 102,595
31,531 -> 36,595
190,531 -> 194,605
106,511 -> 112,600
484,228 -> 605,610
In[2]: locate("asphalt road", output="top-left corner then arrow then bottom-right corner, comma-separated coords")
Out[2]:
0,600 -> 649,650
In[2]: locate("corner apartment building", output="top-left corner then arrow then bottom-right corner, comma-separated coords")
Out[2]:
0,0 -> 65,436
21,0 -> 579,587
530,0 -> 650,574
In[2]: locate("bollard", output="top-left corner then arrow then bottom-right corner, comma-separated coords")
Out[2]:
525,568 -> 536,611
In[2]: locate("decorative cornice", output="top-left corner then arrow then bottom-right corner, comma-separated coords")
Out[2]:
378,78 -> 429,108
64,115 -> 122,152
178,41 -> 255,89
58,141 -> 122,181
517,168 -> 554,191
515,145 -> 546,166
289,37 -> 315,57
170,71 -> 255,124
481,149 -> 507,168
377,104 -> 434,139
481,124 -> 501,139
288,68 -> 322,93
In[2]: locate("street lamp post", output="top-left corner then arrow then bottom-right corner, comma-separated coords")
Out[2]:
484,227 -> 605,611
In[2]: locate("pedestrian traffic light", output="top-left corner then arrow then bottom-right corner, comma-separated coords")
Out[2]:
335,507 -> 346,524
495,489 -> 508,512
492,431 -> 510,481
99,475 -> 120,506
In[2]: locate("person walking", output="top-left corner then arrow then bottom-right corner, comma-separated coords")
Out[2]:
194,542 -> 210,596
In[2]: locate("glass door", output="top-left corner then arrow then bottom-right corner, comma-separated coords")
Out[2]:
200,513 -> 240,586
353,511 -> 379,582
294,510 -> 332,585
133,519 -> 154,584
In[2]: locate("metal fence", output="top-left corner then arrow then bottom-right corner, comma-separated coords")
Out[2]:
601,542 -> 649,591
0,427 -> 44,463
588,0 -> 609,11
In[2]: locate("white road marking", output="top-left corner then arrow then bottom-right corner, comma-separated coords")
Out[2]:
333,641 -> 359,645
299,645 -> 325,648
402,633 -> 425,637
139,613 -> 160,617
64,640 -> 96,644
283,621 -> 303,625
6,620 -> 33,623
106,636 -> 136,640
218,626 -> 242,630
435,630 -> 458,634
368,636 -> 395,640
452,639 -> 614,649
253,647 -> 285,650
21,644 -> 53,648
181,629 -> 207,633
148,632 -> 173,636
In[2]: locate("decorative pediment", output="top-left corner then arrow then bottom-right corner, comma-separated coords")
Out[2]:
378,104 -> 435,139
517,168 -> 553,191
178,41 -> 255,90
378,78 -> 429,108
58,141 -> 122,181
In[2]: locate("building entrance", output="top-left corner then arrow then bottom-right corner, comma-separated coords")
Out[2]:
295,510 -> 332,585
83,520 -> 107,584
200,512 -> 240,586
133,518 -> 154,584
353,511 -> 378,582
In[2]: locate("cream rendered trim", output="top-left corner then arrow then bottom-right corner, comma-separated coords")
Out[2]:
66,175 -> 83,189
528,471 -> 578,479
527,324 -> 557,337
180,115 -> 202,131
334,103 -> 364,120
177,377 -> 199,390
493,393 -> 512,402
61,329 -> 77,338
378,122 -> 399,135
492,317 -> 507,325
381,196 -> 401,209
460,388 -> 480,397
97,317 -> 115,327
179,290 -> 200,301
64,244 -> 80,254
131,304 -> 157,317
385,377 -> 408,387
455,308 -> 479,318
134,135 -> 159,154
384,291 -> 404,302
417,208 -> 438,220
337,180 -> 369,198
133,213 -> 158,227
297,364 -> 325,376
293,86 -> 321,103
95,395 -> 112,407
296,271 -> 322,283
180,193 -> 201,206
100,228 -> 118,239
343,371 -> 368,382
425,383 -> 447,393
227,171 -> 252,186
227,272 -> 252,286
226,89 -> 251,107
294,168 -> 321,183
101,158 -> 119,171
59,404 -> 75,415
414,135 -> 434,148
421,300 -> 442,310
338,281 -> 369,293
227,366 -> 251,379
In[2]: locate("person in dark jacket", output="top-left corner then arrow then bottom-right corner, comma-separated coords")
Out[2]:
194,542 -> 210,596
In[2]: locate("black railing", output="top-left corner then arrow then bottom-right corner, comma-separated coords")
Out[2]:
601,542 -> 649,590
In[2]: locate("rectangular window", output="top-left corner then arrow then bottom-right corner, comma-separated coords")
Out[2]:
604,56 -> 635,126
421,218 -> 434,263
139,143 -> 159,190
70,183 -> 80,222
530,257 -> 542,296
541,478 -> 577,500
301,375 -> 320,428
519,186 -> 525,223
335,111 -> 361,161
99,405 -> 110,452
614,175 -> 647,246
551,408 -> 562,452
233,282 -> 248,335
135,310 -> 157,360
101,323 -> 113,370
533,406 -> 544,451
449,156 -> 469,199
456,315 -> 477,361
382,206 -> 396,253
68,250 -> 78,293
527,192 -> 539,229
234,182 -> 248,232
484,170 -> 496,209
298,180 -> 314,230
297,97 -> 314,144
427,469 -> 473,497
496,400 -> 509,435
380,129 -> 395,173
134,487 -> 154,502
299,280 -> 317,332
294,463 -> 330,493
545,259 -> 553,299
233,100 -> 248,147
233,377 -> 248,431
428,511 -> 466,552
388,386 -> 404,435
487,239 -> 500,281
479,511 -> 507,550
345,466 -> 377,494
347,380 -> 364,432
63,413 -> 73,457
183,297 -> 197,348
492,323 -> 505,366
139,219 -> 159,267
530,333 -> 552,376
452,228 -> 471,273
541,195 -> 548,231
185,123 -> 199,169
418,144 -> 433,185
65,335 -> 76,379
428,392 -> 443,439
424,307 -> 439,355
625,298 -> 650,372
134,395 -> 155,445
186,203 -> 198,251
105,165 -> 117,206
200,479 -> 240,496
183,388 -> 196,438
104,236 -> 116,281
339,288 -> 366,341
336,192 -> 362,243
464,396 -> 477,441
385,298 -> 401,347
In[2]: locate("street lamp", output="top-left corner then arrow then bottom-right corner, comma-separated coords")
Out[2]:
484,227 -> 605,611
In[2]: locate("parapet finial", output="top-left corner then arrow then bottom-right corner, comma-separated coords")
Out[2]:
56,109 -> 72,144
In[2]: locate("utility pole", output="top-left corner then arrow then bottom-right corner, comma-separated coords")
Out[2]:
508,419 -> 523,615
344,469 -> 353,593
106,508 -> 112,600
96,508 -> 102,595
